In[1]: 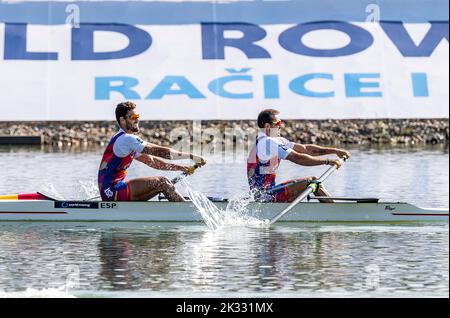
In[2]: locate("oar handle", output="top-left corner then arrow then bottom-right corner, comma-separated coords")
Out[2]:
336,154 -> 349,167
170,161 -> 205,184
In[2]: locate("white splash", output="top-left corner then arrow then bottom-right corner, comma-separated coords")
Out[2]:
182,179 -> 224,230
181,179 -> 267,230
223,191 -> 267,228
39,180 -> 99,201
0,287 -> 76,298
38,183 -> 65,200
76,179 -> 99,200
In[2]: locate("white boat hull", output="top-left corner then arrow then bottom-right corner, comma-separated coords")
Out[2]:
0,200 -> 448,222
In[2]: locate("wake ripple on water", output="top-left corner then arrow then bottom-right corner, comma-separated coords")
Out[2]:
181,179 -> 267,230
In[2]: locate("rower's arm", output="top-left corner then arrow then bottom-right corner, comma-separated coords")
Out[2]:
135,154 -> 187,172
293,144 -> 346,157
142,143 -> 200,161
286,151 -> 329,166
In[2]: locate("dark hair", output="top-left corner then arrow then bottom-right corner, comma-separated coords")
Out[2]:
115,101 -> 136,124
257,109 -> 279,128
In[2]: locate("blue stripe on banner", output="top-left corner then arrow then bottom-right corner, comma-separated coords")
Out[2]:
411,73 -> 430,97
0,0 -> 448,25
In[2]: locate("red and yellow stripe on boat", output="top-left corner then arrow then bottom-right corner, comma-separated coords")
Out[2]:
0,193 -> 48,200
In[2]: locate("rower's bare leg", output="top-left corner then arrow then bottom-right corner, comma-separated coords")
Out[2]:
285,177 -> 334,203
129,177 -> 185,202
314,186 -> 333,203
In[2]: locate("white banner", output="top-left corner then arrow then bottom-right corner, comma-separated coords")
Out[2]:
0,21 -> 448,120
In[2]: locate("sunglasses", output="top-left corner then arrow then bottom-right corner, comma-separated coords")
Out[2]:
271,119 -> 284,127
127,113 -> 140,120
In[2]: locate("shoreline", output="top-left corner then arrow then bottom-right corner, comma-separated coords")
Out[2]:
0,119 -> 448,147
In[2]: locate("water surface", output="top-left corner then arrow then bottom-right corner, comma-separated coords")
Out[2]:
0,145 -> 448,297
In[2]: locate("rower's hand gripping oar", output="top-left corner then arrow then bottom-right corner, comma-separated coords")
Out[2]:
170,161 -> 205,184
266,155 -> 348,225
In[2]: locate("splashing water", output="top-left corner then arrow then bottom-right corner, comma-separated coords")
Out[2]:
0,287 -> 76,298
224,191 -> 268,228
39,180 -> 99,201
38,183 -> 65,200
181,179 -> 267,230
75,179 -> 99,200
182,179 -> 224,230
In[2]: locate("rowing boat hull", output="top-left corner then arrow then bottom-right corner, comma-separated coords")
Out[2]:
0,200 -> 448,222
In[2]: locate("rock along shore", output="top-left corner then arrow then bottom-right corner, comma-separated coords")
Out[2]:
0,119 -> 448,147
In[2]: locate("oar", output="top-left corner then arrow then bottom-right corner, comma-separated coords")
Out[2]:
87,162 -> 204,201
266,155 -> 348,225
